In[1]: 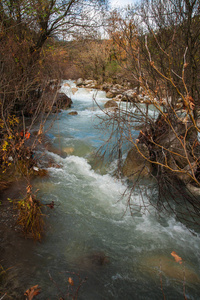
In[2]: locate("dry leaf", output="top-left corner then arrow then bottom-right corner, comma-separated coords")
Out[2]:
29,195 -> 33,203
38,128 -> 43,135
194,139 -> 200,148
24,285 -> 41,300
25,132 -> 30,139
26,185 -> 32,194
171,251 -> 182,264
68,277 -> 74,286
189,96 -> 195,109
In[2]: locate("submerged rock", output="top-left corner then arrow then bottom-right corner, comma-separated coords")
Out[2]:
78,251 -> 109,270
142,255 -> 200,284
89,252 -> 109,266
63,147 -> 74,155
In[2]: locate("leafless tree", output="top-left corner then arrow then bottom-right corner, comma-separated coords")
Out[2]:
99,2 -> 200,226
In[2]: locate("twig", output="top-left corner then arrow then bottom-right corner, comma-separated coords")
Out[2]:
0,294 -> 7,300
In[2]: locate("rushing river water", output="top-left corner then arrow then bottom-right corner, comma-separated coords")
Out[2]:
3,81 -> 200,299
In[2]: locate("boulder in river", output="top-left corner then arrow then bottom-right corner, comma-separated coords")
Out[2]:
71,87 -> 78,94
68,111 -> 78,115
104,100 -> 118,109
122,144 -> 152,180
54,93 -> 72,109
76,78 -> 84,86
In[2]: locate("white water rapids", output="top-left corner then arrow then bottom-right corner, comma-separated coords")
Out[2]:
8,81 -> 200,299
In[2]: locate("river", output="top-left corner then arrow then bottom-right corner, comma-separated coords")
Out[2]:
2,80 -> 200,299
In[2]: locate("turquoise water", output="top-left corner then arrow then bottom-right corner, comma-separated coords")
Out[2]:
12,81 -> 200,299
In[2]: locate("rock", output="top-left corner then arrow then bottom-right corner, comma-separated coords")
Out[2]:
136,114 -> 200,185
122,144 -> 152,180
114,84 -> 123,89
84,79 -> 94,85
54,93 -> 72,109
142,255 -> 200,284
89,252 -> 109,266
168,158 -> 197,184
45,79 -> 60,92
113,94 -> 126,102
77,251 -> 109,270
186,183 -> 200,196
123,89 -> 139,102
143,96 -> 152,104
104,100 -> 118,109
33,166 -> 39,172
51,106 -> 62,113
156,121 -> 198,170
106,91 -> 116,98
63,147 -> 74,155
76,79 -> 97,88
68,111 -> 78,115
47,162 -> 62,169
106,85 -> 125,98
84,80 -> 97,88
85,83 -> 96,88
102,83 -> 112,92
76,78 -> 84,86
176,103 -> 183,109
33,168 -> 48,177
71,88 -> 78,94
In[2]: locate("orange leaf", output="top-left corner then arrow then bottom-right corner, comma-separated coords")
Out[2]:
68,277 -> 74,286
26,185 -> 32,194
188,96 -> 195,110
171,251 -> 182,264
24,285 -> 41,300
25,132 -> 31,139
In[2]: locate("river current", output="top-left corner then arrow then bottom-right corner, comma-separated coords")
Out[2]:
5,81 -> 200,299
